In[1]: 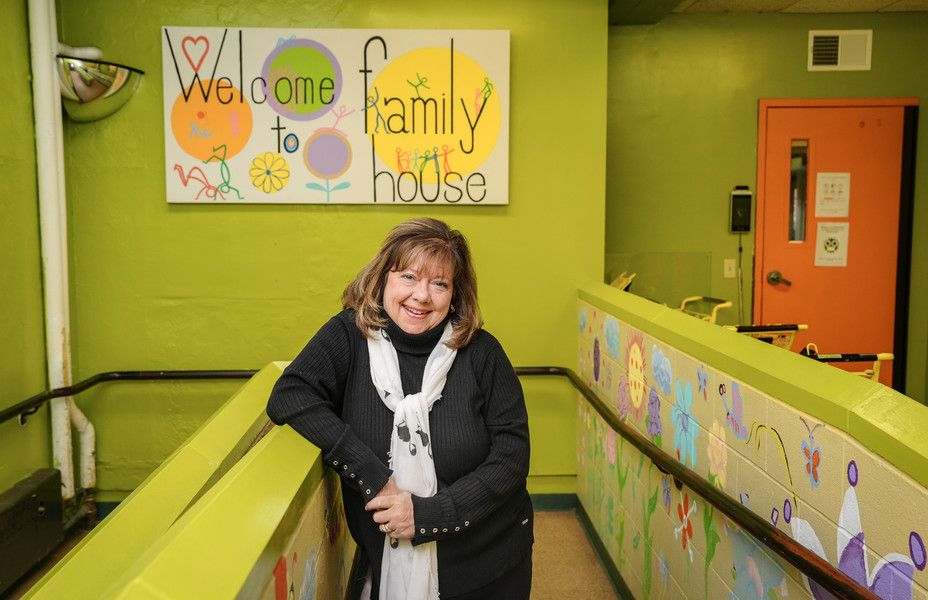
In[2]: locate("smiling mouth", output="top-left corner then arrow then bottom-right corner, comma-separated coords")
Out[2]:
403,306 -> 430,317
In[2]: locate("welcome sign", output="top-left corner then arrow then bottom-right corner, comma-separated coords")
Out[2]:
161,27 -> 510,204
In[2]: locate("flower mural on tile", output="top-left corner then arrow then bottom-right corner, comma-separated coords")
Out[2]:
662,475 -> 672,513
722,381 -> 749,441
604,427 -> 617,465
800,417 -> 823,489
299,548 -> 317,600
790,461 -> 921,599
674,491 -> 697,562
605,315 -> 620,358
725,519 -> 788,600
697,363 -> 709,402
640,474 -> 661,599
647,386 -> 663,446
657,549 -> 671,592
652,344 -> 672,395
617,375 -> 631,422
707,420 -> 728,489
671,378 -> 699,468
625,329 -> 648,422
579,307 -> 587,333
703,505 -> 721,599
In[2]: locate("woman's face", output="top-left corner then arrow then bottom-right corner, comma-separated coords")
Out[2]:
383,255 -> 454,335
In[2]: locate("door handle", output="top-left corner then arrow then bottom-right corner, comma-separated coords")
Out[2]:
767,270 -> 791,286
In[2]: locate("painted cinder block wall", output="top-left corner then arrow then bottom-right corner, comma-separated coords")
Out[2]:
606,13 -> 928,403
0,0 -> 51,493
0,0 -> 606,498
578,285 -> 928,599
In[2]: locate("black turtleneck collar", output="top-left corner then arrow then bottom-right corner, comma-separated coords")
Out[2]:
381,309 -> 451,356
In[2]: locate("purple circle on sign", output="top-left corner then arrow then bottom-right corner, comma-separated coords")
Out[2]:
261,39 -> 341,121
303,130 -> 351,179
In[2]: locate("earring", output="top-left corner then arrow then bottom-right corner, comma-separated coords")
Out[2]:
450,305 -> 456,313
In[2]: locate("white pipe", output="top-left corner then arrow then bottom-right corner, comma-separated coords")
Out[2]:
28,0 -> 96,501
69,399 -> 96,490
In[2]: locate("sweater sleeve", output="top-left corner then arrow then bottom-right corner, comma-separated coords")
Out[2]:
266,312 -> 393,502
410,333 -> 530,543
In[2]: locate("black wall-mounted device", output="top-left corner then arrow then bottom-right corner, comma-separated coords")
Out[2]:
730,186 -> 752,232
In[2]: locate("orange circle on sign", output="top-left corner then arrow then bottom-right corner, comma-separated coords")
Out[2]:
171,82 -> 253,161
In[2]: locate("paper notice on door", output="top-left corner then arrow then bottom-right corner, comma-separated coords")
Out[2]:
814,222 -> 849,266
815,172 -> 850,217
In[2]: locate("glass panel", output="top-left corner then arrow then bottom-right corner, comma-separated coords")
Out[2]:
789,140 -> 808,242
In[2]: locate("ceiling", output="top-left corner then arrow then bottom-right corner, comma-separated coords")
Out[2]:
609,0 -> 928,24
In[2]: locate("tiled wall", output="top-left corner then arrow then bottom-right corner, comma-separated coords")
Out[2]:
577,297 -> 928,600
259,469 -> 355,600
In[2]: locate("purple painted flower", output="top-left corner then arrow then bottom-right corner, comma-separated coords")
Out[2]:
808,532 -> 914,600
647,386 -> 662,437
792,463 -> 917,600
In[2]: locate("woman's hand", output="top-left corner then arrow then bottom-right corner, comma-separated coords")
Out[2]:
366,479 -> 415,539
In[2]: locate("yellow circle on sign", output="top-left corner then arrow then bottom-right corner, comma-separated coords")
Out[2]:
368,48 -> 500,184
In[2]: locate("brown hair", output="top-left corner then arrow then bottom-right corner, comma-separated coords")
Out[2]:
342,218 -> 482,349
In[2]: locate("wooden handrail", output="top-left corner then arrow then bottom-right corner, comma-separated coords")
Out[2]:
516,366 -> 878,600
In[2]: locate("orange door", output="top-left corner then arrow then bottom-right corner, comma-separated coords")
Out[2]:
755,100 -> 914,388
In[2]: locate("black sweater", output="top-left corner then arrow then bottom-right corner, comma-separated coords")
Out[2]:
266,309 -> 533,597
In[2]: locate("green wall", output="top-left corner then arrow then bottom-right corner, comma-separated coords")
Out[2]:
48,0 -> 606,500
606,13 -> 928,403
0,0 -> 51,493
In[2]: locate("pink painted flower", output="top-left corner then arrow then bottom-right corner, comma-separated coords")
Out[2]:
707,421 -> 728,488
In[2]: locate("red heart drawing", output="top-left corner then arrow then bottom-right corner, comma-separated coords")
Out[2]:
182,36 -> 209,73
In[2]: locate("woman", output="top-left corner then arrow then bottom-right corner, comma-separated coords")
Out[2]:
266,218 -> 533,600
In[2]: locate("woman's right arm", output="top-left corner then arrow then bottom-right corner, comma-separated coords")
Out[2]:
266,313 -> 392,501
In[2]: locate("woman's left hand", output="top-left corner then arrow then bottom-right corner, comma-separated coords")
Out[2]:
366,490 -> 415,539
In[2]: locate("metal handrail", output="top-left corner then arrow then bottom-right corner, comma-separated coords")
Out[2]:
0,370 -> 258,425
2,366 -> 877,599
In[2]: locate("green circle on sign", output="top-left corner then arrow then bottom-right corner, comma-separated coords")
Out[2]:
265,41 -> 339,119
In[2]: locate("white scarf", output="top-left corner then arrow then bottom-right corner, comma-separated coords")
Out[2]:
367,321 -> 457,600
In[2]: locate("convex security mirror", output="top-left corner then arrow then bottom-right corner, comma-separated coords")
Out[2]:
56,55 -> 144,122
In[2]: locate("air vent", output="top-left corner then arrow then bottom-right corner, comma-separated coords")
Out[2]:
808,30 -> 871,71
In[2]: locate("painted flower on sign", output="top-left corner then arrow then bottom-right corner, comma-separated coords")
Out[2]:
249,152 -> 290,193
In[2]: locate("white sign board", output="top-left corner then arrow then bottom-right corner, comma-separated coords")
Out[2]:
815,172 -> 850,218
162,27 -> 510,204
814,221 -> 850,267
